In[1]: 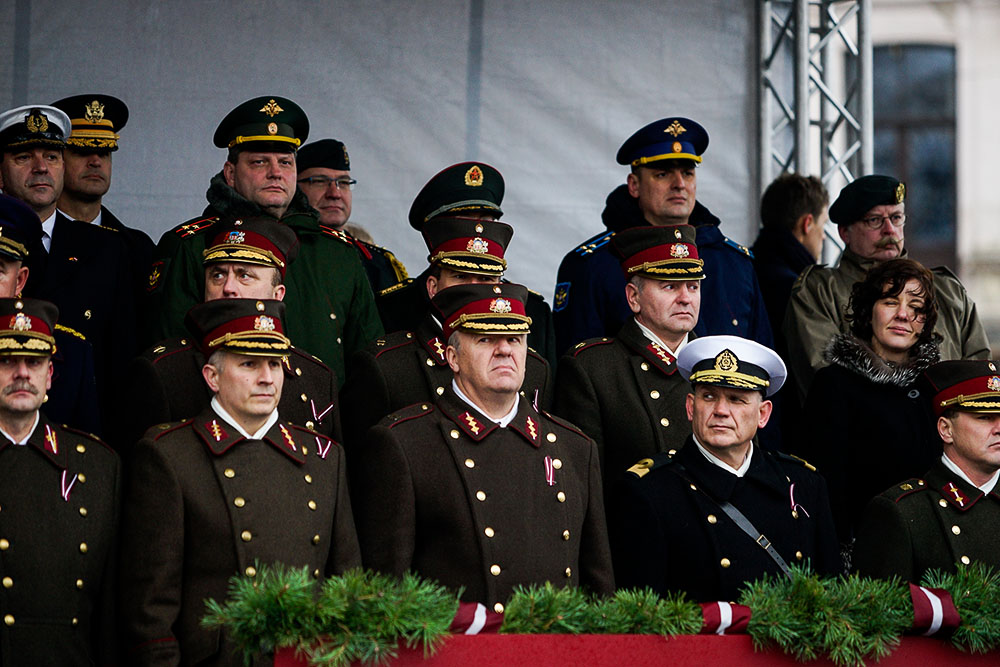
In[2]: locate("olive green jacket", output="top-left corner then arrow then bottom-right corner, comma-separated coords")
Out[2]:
147,174 -> 383,387
783,248 -> 990,399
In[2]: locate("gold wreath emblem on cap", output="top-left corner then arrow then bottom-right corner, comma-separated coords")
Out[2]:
9,313 -> 31,332
26,111 -> 48,133
259,99 -> 284,117
267,122 -> 278,135
84,100 -> 105,123
989,376 -> 1000,392
254,315 -> 275,332
664,120 -> 686,137
715,349 -> 738,372
465,165 -> 484,187
490,298 -> 512,314
895,182 -> 905,204
466,237 -> 489,254
670,243 -> 690,258
672,141 -> 682,153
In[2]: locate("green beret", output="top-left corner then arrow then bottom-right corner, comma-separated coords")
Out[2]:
829,175 -> 905,226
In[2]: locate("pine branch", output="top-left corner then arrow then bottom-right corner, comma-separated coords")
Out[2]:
924,563 -> 1000,654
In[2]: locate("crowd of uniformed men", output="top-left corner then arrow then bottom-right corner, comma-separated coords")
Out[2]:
0,94 -> 998,665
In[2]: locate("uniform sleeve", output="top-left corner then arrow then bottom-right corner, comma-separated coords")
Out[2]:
553,355 -> 606,473
326,443 -> 362,575
342,262 -> 385,363
339,349 -> 392,464
607,475 -> 670,594
553,251 -> 629,357
144,233 -> 203,345
116,356 -> 173,454
579,437 -> 615,595
956,286 -> 991,360
93,452 -> 123,666
351,425 -> 416,575
746,268 -> 775,349
783,268 -> 841,401
118,439 -> 186,666
852,494 -> 916,581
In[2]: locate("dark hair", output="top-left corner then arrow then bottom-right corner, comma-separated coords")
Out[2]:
759,173 -> 829,232
846,258 -> 937,349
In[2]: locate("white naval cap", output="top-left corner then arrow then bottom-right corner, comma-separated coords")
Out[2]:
677,334 -> 786,397
0,105 -> 71,150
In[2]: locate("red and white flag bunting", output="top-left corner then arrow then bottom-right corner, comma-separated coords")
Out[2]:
699,601 -> 751,634
449,602 -> 503,635
909,584 -> 960,636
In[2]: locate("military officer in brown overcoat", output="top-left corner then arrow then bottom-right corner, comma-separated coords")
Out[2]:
120,217 -> 339,449
0,298 -> 120,665
119,299 -> 360,666
554,224 -> 703,500
352,283 -> 613,612
340,218 -> 551,455
854,360 -> 1000,581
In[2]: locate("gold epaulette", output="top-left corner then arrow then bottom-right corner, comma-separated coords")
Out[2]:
379,279 -> 412,296
386,250 -> 409,281
55,323 -> 86,341
627,458 -> 655,478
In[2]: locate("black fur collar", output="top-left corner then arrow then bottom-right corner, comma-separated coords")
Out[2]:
205,171 -> 315,220
823,333 -> 940,386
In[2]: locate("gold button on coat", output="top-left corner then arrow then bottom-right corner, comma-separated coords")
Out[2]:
4,615 -> 13,626
437,386 -> 445,395
640,362 -> 649,371
308,500 -> 317,510
562,530 -> 570,540
707,514 -> 717,524
547,433 -> 557,442
1,577 -> 11,588
484,527 -> 495,538
649,390 -> 660,399
304,474 -> 313,483
245,566 -> 257,577
494,602 -> 504,613
77,474 -> 86,483
234,497 -> 245,508
961,555 -> 971,565
313,534 -> 321,544
939,499 -> 948,507
795,551 -> 804,561
76,444 -> 86,453
476,490 -> 487,501
720,558 -> 731,568
0,539 -> 8,550
557,491 -> 566,502
79,507 -> 87,516
450,429 -> 460,439
552,459 -> 562,469
426,358 -> 435,367
490,564 -> 501,576
660,418 -> 669,427
79,543 -> 88,553
241,531 -> 252,542
306,421 -> 315,429
224,468 -> 235,478
300,393 -> 308,402
565,567 -> 572,577
465,458 -> 475,468
295,368 -> 302,376
952,525 -> 961,535
76,579 -> 84,589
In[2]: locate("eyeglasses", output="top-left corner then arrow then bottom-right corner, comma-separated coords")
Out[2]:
859,213 -> 905,229
297,176 -> 357,191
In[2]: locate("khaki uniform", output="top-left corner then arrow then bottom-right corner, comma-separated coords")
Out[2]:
853,459 -> 1000,582
352,388 -> 614,611
0,416 -> 120,666
119,411 -> 360,666
784,248 -> 990,399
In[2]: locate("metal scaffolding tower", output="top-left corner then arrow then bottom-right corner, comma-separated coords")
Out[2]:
758,0 -> 872,191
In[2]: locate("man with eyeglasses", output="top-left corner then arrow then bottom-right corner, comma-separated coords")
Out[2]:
296,138 -> 408,292
784,175 -> 989,400
146,97 -> 383,388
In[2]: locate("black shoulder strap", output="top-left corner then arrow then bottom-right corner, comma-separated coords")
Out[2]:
669,461 -> 791,578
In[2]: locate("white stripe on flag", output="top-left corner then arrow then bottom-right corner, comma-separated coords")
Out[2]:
918,586 -> 944,636
465,603 -> 487,635
716,601 -> 733,635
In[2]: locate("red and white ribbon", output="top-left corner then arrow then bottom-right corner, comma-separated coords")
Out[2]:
544,455 -> 556,486
789,483 -> 810,518
909,584 -> 960,636
315,436 -> 332,460
310,400 -> 335,424
60,470 -> 78,502
449,602 -> 503,635
699,601 -> 751,634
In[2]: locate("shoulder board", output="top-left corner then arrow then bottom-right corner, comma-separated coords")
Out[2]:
790,263 -> 820,292
150,418 -> 195,441
625,451 -> 675,479
385,250 -> 409,282
58,423 -> 114,452
570,337 -> 613,357
288,422 -> 339,442
290,345 -> 331,371
383,402 -> 435,428
372,330 -> 418,357
539,410 -> 588,439
174,217 -> 218,237
318,224 -> 354,245
55,323 -> 86,341
930,265 -> 960,282
724,236 -> 753,258
574,230 -> 616,255
379,278 -> 413,296
884,478 -> 927,503
773,451 -> 817,472
527,287 -> 544,298
96,224 -> 119,233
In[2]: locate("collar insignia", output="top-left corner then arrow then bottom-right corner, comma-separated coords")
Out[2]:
279,424 -> 296,451
431,336 -> 446,361
464,413 -> 481,435
647,342 -> 676,366
207,419 -> 227,443
44,423 -> 58,454
944,482 -> 969,508
526,416 -> 538,442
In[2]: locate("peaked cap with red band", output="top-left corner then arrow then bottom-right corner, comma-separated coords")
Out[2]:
422,217 -> 513,276
433,283 -> 532,340
612,224 -> 704,280
203,217 -> 299,278
0,298 -> 58,356
185,299 -> 291,357
924,359 -> 1000,416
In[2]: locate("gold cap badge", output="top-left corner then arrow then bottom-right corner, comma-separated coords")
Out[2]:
490,298 -> 512,314
259,99 -> 284,117
895,182 -> 906,204
466,237 -> 489,254
664,120 -> 686,137
715,349 -> 738,372
465,165 -> 484,187
26,110 -> 49,133
84,100 -> 104,123
254,315 -> 275,332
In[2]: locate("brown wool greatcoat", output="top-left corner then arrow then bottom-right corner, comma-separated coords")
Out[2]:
554,319 -> 693,499
853,459 -> 1000,582
119,410 -> 360,667
119,338 -> 341,450
352,388 -> 614,611
0,415 -> 121,667
340,314 -> 551,455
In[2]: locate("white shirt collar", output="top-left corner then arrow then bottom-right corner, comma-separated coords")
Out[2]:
0,411 -> 41,446
211,397 -> 279,441
57,208 -> 102,226
693,433 -> 753,477
40,210 -> 57,253
451,379 -> 520,428
941,452 -> 1000,495
634,318 -> 688,357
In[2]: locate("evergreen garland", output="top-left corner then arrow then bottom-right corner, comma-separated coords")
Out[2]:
206,562 -> 1000,666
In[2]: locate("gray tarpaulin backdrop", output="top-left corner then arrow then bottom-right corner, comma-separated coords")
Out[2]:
1,1 -> 757,301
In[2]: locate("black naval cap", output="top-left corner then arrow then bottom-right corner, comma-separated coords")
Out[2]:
616,117 -> 709,167
408,162 -> 504,230
0,105 -> 70,151
203,217 -> 299,279
213,96 -> 309,151
829,175 -> 906,226
924,359 -> 1000,417
0,194 -> 42,262
50,94 -> 128,152
433,282 -> 532,340
185,298 -> 291,357
297,139 -> 350,172
0,298 -> 58,357
677,335 -> 786,398
612,225 -> 705,281
423,217 -> 513,276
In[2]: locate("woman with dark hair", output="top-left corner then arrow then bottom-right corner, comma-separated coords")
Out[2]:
797,258 -> 941,567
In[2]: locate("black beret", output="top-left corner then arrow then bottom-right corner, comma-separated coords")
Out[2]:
829,175 -> 905,226
297,139 -> 350,172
